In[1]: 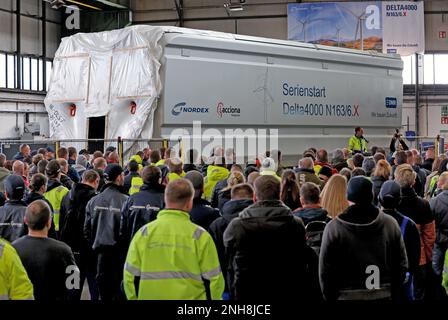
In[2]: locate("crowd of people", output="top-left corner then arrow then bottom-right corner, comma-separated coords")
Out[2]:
0,129 -> 448,301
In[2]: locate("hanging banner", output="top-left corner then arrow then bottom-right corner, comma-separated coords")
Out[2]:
287,1 -> 424,56
382,1 -> 425,55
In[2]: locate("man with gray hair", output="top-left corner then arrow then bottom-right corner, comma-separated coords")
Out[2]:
295,157 -> 323,188
185,171 -> 219,230
12,200 -> 77,300
73,155 -> 88,177
332,149 -> 348,172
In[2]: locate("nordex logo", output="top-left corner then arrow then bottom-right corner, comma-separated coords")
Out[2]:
216,102 -> 241,118
385,97 -> 397,108
171,102 -> 209,116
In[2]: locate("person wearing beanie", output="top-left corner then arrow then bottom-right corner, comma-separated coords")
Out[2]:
319,176 -> 408,300
84,163 -> 128,300
318,166 -> 333,185
379,180 -> 421,300
0,175 -> 28,242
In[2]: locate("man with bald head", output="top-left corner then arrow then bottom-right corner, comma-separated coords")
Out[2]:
12,200 -> 77,300
12,160 -> 28,187
123,179 -> 224,300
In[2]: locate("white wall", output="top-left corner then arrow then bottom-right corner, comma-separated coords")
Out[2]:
0,91 -> 49,138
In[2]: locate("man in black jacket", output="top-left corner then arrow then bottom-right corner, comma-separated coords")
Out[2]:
84,164 -> 128,300
294,182 -> 328,225
209,183 -> 253,298
224,175 -> 320,300
319,176 -> 408,300
0,175 -> 28,242
210,164 -> 242,208
184,171 -> 220,230
120,165 -> 165,248
429,171 -> 448,300
395,164 -> 435,300
60,169 -> 100,300
379,180 -> 421,300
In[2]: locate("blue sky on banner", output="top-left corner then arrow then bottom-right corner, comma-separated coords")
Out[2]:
287,2 -> 382,44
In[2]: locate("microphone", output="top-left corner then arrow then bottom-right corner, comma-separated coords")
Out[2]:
361,136 -> 369,143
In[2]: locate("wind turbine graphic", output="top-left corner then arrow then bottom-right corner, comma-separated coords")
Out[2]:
337,5 -> 372,51
334,26 -> 343,47
253,67 -> 274,124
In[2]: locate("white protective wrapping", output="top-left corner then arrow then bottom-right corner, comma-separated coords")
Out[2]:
44,25 -> 235,153
44,26 -> 167,151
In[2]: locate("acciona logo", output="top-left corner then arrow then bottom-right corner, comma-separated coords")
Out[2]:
216,102 -> 241,118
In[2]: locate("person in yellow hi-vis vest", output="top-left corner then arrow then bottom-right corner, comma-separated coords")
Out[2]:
0,238 -> 34,300
44,160 -> 69,232
166,158 -> 186,182
124,160 -> 143,195
124,179 -> 224,300
348,127 -> 368,155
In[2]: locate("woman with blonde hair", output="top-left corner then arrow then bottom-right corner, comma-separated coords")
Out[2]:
217,171 -> 245,211
320,174 -> 349,219
371,159 -> 392,206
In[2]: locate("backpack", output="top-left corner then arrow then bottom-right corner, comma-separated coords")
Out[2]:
305,221 -> 327,256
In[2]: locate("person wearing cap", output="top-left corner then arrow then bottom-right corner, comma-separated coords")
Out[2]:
43,160 -> 69,233
123,179 -> 224,300
0,237 -> 34,300
259,157 -> 281,181
84,163 -> 128,300
318,166 -> 333,185
362,157 -> 376,178
45,147 -> 55,161
348,127 -> 368,155
295,157 -> 324,189
224,175 -> 319,300
429,171 -> 448,299
395,164 -> 435,300
120,165 -> 165,248
0,175 -> 28,243
379,180 -> 421,300
203,157 -> 230,201
319,176 -> 408,300
184,171 -> 219,230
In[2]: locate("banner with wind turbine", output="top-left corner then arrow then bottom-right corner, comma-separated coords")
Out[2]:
287,1 -> 424,56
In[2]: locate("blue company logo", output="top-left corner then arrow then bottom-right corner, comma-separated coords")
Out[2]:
385,97 -> 397,108
387,49 -> 397,54
171,102 -> 209,116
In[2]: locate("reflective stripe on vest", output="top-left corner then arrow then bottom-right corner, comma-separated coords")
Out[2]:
0,242 -> 5,258
0,294 -> 9,300
129,177 -> 143,195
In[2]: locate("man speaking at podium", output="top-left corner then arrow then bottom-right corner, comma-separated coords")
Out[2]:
348,127 -> 368,155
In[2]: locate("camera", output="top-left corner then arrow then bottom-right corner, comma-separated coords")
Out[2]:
394,128 -> 402,139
